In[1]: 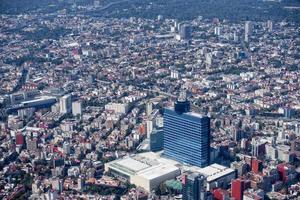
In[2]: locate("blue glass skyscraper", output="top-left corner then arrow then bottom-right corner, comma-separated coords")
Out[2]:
163,92 -> 210,168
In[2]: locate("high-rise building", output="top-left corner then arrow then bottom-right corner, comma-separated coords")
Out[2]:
251,158 -> 263,174
214,26 -> 221,36
150,129 -> 164,152
267,20 -> 273,32
63,141 -> 71,155
164,91 -> 210,167
245,21 -> 252,42
179,24 -> 192,40
294,124 -> 300,136
72,101 -> 82,116
146,102 -> 153,116
60,94 -> 72,114
233,31 -> 239,42
15,132 -> 24,146
251,137 -> 265,158
146,120 -> 154,138
77,175 -> 85,191
231,179 -> 245,200
205,53 -> 213,69
182,173 -> 208,200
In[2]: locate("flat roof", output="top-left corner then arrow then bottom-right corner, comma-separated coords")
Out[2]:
106,152 -> 180,178
165,107 -> 207,119
196,163 -> 235,182
107,152 -> 232,182
22,96 -> 56,104
117,157 -> 150,172
137,164 -> 179,180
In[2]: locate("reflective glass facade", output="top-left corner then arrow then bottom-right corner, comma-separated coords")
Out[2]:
164,108 -> 210,168
182,173 -> 207,200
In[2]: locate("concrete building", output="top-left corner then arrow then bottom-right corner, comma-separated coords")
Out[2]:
182,173 -> 207,200
72,101 -> 82,116
245,21 -> 252,42
195,164 -> 236,191
59,94 -> 72,114
150,129 -> 164,152
105,152 -> 180,192
146,102 -> 153,116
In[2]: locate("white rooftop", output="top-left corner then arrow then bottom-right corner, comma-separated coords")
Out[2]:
117,157 -> 150,172
137,164 -> 180,180
196,163 -> 235,182
106,152 -> 233,183
106,152 -> 180,178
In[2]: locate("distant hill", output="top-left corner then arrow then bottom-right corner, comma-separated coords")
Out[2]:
0,0 -> 92,14
88,0 -> 300,23
0,0 -> 58,13
1,0 -> 299,23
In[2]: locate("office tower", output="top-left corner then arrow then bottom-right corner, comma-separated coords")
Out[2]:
72,101 -> 82,116
244,21 -> 252,42
295,124 -> 300,136
164,91 -> 210,167
267,20 -> 273,32
175,20 -> 179,30
146,120 -> 153,138
283,107 -> 292,118
205,53 -> 213,69
232,128 -> 243,142
179,24 -> 192,40
251,138 -> 265,158
214,26 -> 221,36
60,94 -> 72,114
150,129 -> 164,152
233,31 -> 239,42
146,102 -> 153,116
251,158 -> 263,174
182,173 -> 208,200
231,179 -> 245,200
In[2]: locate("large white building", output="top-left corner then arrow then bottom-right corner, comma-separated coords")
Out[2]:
105,152 -> 180,192
59,94 -> 72,114
105,152 -> 235,192
192,163 -> 236,191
